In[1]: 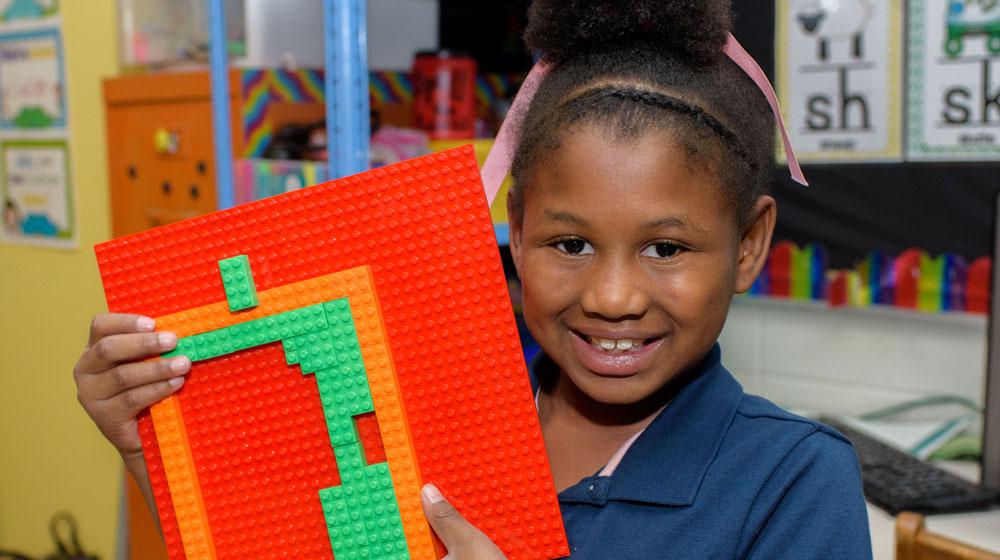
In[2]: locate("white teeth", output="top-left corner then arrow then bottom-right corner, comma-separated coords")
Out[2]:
588,336 -> 644,352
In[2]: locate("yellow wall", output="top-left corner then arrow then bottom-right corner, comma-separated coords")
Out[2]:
0,1 -> 121,557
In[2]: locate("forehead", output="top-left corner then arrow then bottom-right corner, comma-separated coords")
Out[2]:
525,126 -> 733,226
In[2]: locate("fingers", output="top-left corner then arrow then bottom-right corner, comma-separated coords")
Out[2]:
90,355 -> 191,402
88,313 -> 155,346
421,484 -> 507,560
76,330 -> 178,377
101,375 -> 187,421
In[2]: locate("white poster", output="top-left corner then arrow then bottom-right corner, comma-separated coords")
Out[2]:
0,28 -> 64,130
909,0 -> 1000,160
776,0 -> 904,162
1,139 -> 74,247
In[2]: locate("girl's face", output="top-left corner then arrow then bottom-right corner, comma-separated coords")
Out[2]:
510,125 -> 775,406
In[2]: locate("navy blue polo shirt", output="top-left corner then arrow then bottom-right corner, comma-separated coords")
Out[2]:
530,344 -> 872,559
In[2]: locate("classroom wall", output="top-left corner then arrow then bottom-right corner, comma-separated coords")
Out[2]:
720,297 -> 988,417
0,2 -> 122,558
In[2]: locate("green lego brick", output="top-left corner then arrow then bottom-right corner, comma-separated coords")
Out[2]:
314,364 -> 374,417
323,298 -> 355,326
174,302 -> 330,364
334,443 -> 367,475
161,336 -> 199,360
218,255 -> 259,312
284,309 -> 361,372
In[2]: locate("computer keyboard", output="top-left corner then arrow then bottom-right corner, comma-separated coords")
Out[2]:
820,416 -> 999,515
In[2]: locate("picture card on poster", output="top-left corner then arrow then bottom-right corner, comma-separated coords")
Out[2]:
1,138 -> 75,248
0,27 -> 65,130
908,0 -> 1000,160
776,0 -> 904,162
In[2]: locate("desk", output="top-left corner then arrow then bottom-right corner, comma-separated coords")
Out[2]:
867,462 -> 1000,559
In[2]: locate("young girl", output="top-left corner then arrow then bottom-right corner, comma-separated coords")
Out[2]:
73,1 -> 872,558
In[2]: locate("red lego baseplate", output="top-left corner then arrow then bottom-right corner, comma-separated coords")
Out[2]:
95,146 -> 568,560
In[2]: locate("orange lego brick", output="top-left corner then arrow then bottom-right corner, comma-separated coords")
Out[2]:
156,267 -> 372,337
347,291 -> 383,349
360,340 -> 436,559
150,396 -> 215,560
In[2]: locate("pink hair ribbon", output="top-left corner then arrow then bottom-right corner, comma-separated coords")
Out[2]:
480,33 -> 807,205
480,59 -> 553,206
722,33 -> 808,186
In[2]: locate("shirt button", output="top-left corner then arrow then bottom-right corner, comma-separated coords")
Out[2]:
587,484 -> 595,491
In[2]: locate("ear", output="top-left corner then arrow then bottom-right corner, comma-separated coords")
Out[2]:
734,195 -> 777,294
507,194 -> 525,281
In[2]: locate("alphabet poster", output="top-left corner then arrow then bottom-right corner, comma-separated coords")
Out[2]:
776,0 -> 904,162
908,0 -> 1000,160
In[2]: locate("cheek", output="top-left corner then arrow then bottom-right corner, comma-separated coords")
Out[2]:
519,253 -> 575,324
661,260 -> 737,323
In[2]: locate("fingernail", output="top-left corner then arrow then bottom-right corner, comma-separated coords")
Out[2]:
159,332 -> 177,349
137,317 -> 155,331
170,356 -> 191,374
168,376 -> 185,388
422,483 -> 444,504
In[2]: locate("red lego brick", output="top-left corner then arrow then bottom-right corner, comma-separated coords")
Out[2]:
138,411 -> 187,560
150,396 -> 215,560
96,146 -> 568,560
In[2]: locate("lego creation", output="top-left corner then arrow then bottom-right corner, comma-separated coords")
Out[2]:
95,146 -> 568,560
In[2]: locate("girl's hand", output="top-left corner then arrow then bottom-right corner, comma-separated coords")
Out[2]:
421,484 -> 508,560
73,313 -> 190,460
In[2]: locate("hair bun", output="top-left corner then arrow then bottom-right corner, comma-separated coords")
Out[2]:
524,0 -> 732,66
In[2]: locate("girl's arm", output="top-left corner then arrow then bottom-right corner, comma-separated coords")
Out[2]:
73,313 -> 190,534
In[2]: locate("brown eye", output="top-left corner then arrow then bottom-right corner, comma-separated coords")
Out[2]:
554,239 -> 593,255
641,243 -> 683,258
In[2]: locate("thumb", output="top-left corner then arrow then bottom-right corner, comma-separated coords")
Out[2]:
421,483 -> 505,559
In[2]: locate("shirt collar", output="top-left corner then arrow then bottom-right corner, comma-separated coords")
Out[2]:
529,344 -> 744,507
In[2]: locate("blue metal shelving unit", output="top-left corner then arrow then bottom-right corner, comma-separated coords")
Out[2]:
207,0 -> 371,209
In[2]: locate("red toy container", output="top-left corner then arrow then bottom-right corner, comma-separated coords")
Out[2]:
412,50 -> 477,139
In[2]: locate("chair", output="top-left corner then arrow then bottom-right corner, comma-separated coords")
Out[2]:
896,511 -> 1000,560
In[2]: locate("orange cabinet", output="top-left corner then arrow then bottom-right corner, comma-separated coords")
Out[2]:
104,71 -> 241,236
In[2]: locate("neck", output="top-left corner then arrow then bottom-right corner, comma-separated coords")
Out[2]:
538,371 -> 682,437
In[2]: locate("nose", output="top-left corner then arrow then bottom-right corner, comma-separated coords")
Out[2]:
580,257 -> 650,320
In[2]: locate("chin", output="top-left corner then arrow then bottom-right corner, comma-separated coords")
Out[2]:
566,365 -> 662,405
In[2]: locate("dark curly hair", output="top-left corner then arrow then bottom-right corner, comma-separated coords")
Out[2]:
509,0 -> 775,230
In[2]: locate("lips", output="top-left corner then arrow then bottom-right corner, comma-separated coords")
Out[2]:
569,329 -> 664,377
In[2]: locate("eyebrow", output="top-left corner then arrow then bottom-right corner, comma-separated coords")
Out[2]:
543,210 -> 708,236
643,217 -> 707,236
543,209 -> 590,226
